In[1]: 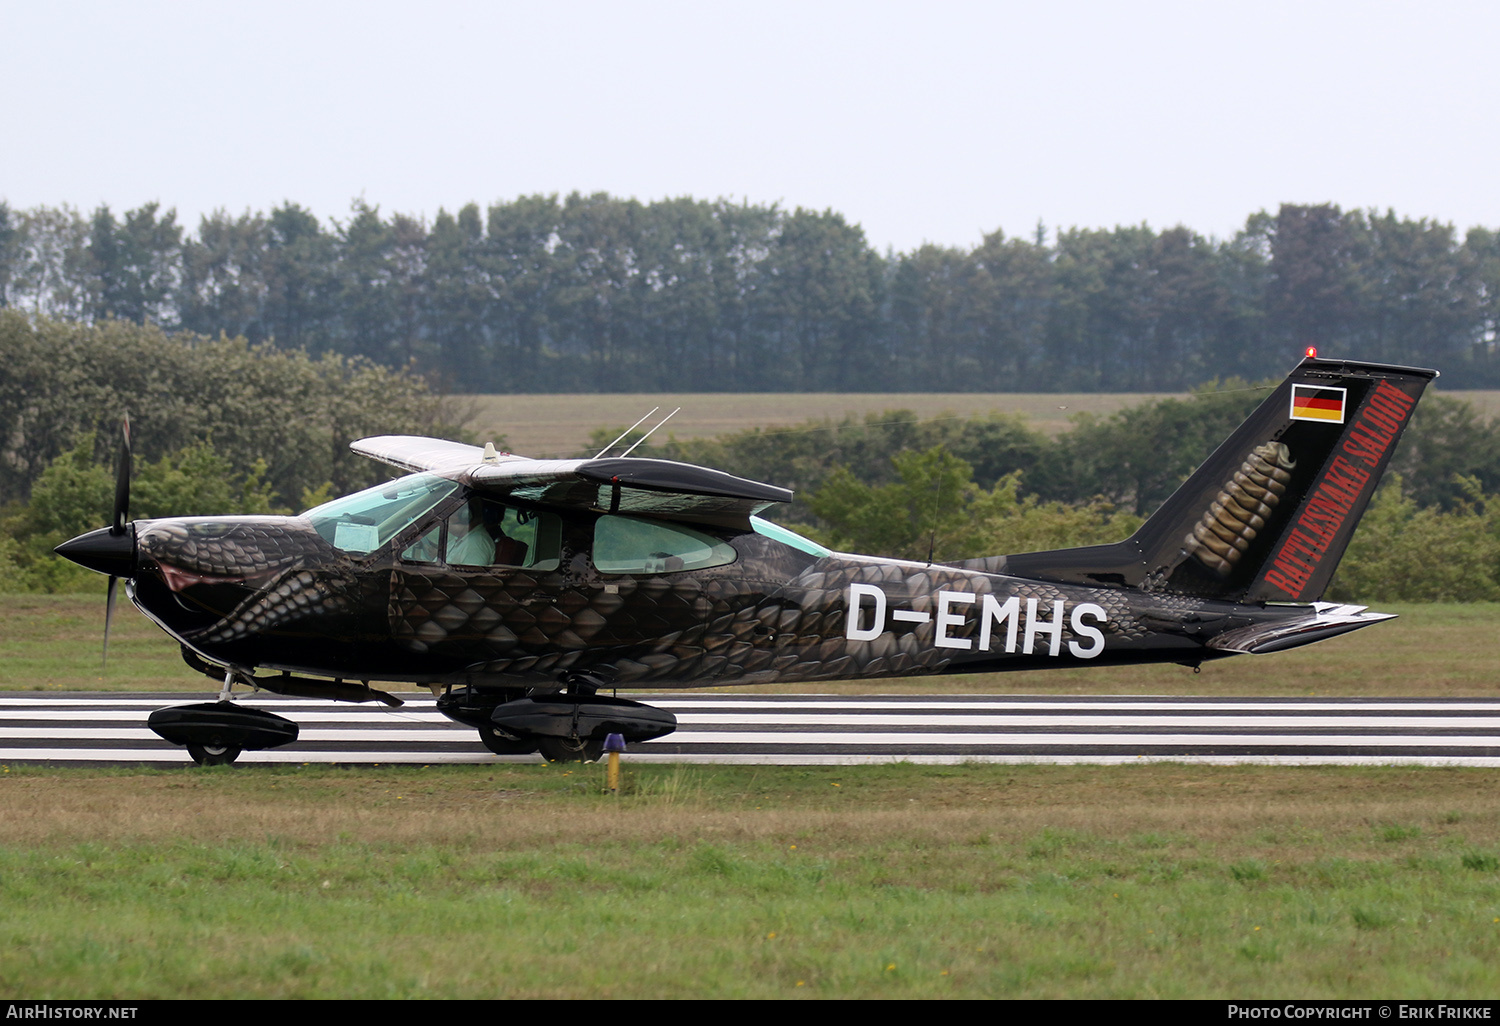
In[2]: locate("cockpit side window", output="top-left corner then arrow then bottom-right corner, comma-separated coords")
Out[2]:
401,495 -> 562,570
306,473 -> 461,555
593,515 -> 737,574
400,522 -> 442,565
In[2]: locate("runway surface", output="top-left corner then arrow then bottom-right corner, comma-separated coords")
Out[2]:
3,692 -> 1500,766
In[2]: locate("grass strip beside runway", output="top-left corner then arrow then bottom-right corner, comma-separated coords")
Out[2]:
0,761 -> 1497,998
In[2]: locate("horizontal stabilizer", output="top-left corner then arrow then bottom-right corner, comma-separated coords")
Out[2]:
1205,602 -> 1396,655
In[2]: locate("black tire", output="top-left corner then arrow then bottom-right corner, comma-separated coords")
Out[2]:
536,736 -> 605,763
478,729 -> 539,756
186,741 -> 241,766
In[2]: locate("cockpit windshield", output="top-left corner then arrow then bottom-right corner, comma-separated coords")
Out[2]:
304,473 -> 461,554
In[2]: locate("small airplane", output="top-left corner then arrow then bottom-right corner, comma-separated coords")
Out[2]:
56,353 -> 1436,765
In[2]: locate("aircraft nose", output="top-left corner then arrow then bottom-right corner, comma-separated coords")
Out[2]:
55,526 -> 137,577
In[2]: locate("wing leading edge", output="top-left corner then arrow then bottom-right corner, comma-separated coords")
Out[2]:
350,435 -> 793,521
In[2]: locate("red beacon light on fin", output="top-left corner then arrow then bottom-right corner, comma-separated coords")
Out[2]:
1305,346 -> 1318,358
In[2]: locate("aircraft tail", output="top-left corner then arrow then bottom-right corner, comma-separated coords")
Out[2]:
1001,356 -> 1438,602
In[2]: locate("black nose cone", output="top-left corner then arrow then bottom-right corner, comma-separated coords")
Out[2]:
55,526 -> 137,577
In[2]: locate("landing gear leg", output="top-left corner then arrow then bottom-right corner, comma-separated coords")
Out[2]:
218,665 -> 257,702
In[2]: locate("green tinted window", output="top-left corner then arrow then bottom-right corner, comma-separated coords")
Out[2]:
593,516 -> 736,574
305,473 -> 460,555
444,497 -> 561,570
401,523 -> 441,564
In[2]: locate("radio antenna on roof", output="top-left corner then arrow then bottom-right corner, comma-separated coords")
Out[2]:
594,408 -> 660,459
619,408 -> 681,457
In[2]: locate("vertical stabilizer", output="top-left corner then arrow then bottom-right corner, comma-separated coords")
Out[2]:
1000,357 -> 1438,602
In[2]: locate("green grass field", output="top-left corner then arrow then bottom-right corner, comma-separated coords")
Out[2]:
2,595 -> 1498,998
1,761 -> 1498,998
454,389 -> 1500,459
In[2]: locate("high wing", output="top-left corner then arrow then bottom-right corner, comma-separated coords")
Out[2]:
350,435 -> 793,522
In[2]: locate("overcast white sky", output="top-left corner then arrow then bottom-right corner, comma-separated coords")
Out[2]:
4,0 -> 1497,252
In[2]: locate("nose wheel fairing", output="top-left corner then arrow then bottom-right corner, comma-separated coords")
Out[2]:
147,702 -> 300,765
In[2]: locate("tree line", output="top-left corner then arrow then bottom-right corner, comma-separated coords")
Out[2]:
2,197 -> 1497,391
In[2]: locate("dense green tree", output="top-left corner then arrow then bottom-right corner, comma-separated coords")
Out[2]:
1461,225 -> 1500,383
1328,476 -> 1500,602
551,192 -> 644,390
1388,395 -> 1500,509
0,312 -> 454,508
806,446 -> 1141,561
0,201 -> 18,308
1255,203 -> 1362,354
333,200 -> 401,363
629,197 -> 727,392
760,208 -> 884,390
1351,211 -> 1475,367
179,209 -> 271,342
425,204 -> 491,390
480,194 -> 563,391
11,206 -> 91,319
84,203 -> 183,324
967,229 -> 1056,386
263,202 -> 337,352
888,243 -> 979,391
808,446 -> 988,560
1037,382 -> 1267,515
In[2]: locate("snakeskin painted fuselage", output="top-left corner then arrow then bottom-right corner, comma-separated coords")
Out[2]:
124,504 -> 1295,692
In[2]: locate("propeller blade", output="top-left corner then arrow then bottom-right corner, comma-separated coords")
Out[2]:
111,415 -> 131,537
106,416 -> 130,667
104,575 -> 117,669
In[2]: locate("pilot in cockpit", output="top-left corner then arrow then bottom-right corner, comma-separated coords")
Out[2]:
446,497 -> 529,568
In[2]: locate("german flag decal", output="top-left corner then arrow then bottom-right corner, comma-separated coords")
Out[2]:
1290,384 -> 1346,423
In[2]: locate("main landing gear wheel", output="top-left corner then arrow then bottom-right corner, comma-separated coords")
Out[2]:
478,729 -> 540,756
536,736 -> 605,764
186,741 -> 242,766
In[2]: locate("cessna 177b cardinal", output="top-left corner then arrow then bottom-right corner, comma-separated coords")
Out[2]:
55,355 -> 1435,764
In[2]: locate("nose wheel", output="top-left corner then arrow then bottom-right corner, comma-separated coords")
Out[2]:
186,741 -> 242,766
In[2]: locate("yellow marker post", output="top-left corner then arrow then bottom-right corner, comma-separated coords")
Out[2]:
603,732 -> 626,793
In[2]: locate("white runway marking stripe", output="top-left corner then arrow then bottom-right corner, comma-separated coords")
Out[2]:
2,693 -> 1498,766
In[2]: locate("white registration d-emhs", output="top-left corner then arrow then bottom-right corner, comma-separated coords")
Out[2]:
845,584 -> 1107,658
